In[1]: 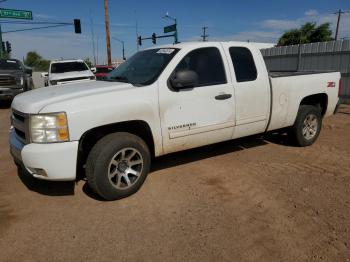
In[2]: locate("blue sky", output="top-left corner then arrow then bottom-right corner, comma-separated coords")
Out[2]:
1,0 -> 349,64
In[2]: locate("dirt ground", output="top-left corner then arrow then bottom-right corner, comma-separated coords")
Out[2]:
0,101 -> 350,262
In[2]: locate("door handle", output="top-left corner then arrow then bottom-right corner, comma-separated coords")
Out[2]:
215,94 -> 232,100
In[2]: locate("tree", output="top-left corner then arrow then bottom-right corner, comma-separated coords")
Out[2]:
277,22 -> 333,46
24,51 -> 42,67
84,57 -> 93,68
24,51 -> 50,71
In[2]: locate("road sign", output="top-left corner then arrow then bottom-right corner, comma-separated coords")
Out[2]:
164,24 -> 176,33
0,8 -> 33,20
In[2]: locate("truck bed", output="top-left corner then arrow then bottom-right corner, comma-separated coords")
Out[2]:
269,71 -> 335,78
267,71 -> 340,132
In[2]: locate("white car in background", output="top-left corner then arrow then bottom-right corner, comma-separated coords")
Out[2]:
44,59 -> 95,86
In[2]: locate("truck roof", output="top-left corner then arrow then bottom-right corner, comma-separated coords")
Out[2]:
145,41 -> 274,50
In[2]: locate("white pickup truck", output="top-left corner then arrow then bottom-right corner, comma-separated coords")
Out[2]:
43,59 -> 95,86
9,42 -> 341,200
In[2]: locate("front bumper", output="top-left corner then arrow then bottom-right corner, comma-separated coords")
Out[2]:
9,129 -> 79,181
0,87 -> 23,100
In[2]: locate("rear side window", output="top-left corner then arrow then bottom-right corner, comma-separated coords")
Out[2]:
229,47 -> 257,82
173,47 -> 226,87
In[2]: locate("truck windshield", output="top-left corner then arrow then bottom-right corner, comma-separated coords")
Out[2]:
106,48 -> 179,86
51,62 -> 88,74
0,59 -> 21,70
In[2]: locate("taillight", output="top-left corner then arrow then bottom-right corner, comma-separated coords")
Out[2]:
338,79 -> 342,98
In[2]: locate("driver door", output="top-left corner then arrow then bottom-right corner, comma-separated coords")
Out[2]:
158,45 -> 236,154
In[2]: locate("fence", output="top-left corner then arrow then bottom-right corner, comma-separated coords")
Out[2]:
261,39 -> 350,104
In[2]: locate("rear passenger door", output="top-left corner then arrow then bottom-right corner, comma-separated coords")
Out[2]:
223,44 -> 270,138
158,45 -> 236,154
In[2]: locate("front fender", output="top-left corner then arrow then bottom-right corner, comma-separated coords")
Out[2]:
40,85 -> 163,156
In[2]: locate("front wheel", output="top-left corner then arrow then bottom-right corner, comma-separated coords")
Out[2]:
86,132 -> 151,200
289,105 -> 322,147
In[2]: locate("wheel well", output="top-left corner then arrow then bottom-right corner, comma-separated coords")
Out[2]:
76,120 -> 155,179
300,93 -> 328,116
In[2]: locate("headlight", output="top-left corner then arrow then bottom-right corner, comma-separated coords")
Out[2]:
16,76 -> 24,86
30,112 -> 69,143
50,80 -> 58,85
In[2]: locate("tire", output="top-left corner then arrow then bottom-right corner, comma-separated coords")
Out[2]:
86,132 -> 151,200
289,105 -> 322,147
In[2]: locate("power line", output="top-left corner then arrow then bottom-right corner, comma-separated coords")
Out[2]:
201,26 -> 208,41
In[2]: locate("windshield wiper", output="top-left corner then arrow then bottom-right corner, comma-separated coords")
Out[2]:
110,76 -> 130,83
107,76 -> 143,86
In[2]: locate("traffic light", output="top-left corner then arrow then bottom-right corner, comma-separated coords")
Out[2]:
5,41 -> 11,53
152,33 -> 156,44
1,42 -> 5,53
137,36 -> 142,46
74,19 -> 81,34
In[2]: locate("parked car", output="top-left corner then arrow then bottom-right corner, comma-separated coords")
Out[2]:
92,65 -> 115,80
10,41 -> 341,200
0,59 -> 33,100
44,59 -> 95,86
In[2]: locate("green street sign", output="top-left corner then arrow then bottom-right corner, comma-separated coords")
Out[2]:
164,24 -> 176,33
0,8 -> 33,20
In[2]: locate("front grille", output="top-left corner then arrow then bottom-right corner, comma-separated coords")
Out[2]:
0,76 -> 16,86
58,77 -> 90,83
12,110 -> 29,144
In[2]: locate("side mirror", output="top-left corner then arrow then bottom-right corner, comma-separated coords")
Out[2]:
170,69 -> 198,91
41,72 -> 49,78
91,67 -> 97,73
25,67 -> 32,76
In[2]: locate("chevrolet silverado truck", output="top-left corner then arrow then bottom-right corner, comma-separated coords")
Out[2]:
9,42 -> 341,200
0,59 -> 33,101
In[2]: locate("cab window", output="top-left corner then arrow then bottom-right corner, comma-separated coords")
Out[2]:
172,47 -> 227,87
229,47 -> 257,82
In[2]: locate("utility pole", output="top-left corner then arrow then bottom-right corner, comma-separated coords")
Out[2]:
334,9 -> 349,40
163,13 -> 178,44
89,10 -> 97,65
135,10 -> 139,51
96,32 -> 99,65
104,0 -> 112,65
112,37 -> 125,60
201,26 -> 208,41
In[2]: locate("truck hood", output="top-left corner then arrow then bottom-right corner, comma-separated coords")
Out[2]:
49,70 -> 94,80
12,80 -> 133,113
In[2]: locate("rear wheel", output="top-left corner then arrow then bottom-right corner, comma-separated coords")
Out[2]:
86,132 -> 151,200
289,105 -> 322,146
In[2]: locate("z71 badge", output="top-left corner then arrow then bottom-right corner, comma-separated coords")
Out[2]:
168,123 -> 196,131
327,81 -> 336,88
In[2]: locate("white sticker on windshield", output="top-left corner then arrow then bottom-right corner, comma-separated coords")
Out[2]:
6,60 -> 16,63
157,48 -> 175,54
